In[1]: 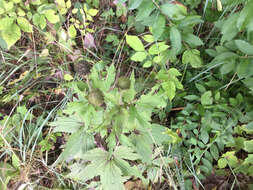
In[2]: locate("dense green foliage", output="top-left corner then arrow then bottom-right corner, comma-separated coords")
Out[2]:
0,0 -> 253,189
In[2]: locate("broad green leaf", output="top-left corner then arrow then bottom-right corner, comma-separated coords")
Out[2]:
183,95 -> 199,101
68,24 -> 77,38
151,124 -> 174,145
200,129 -> 209,144
143,60 -> 152,68
210,144 -> 219,160
168,68 -> 181,77
128,0 -> 143,10
182,49 -> 202,68
57,131 -> 95,163
237,1 -> 253,30
161,3 -> 187,20
33,14 -> 46,29
87,9 -> 99,16
11,154 -> 20,169
114,158 -> 142,179
182,33 -> 203,47
51,116 -> 84,133
130,132 -> 152,163
220,61 -> 235,75
179,15 -> 203,27
64,74 -> 73,81
244,154 -> 253,164
244,140 -> 253,153
136,0 -> 155,21
219,14 -> 239,43
142,35 -> 154,43
148,42 -> 169,55
151,14 -> 166,40
126,34 -> 145,51
82,148 -> 109,162
17,17 -> 33,33
235,40 -> 253,56
0,17 -> 15,30
114,146 -> 140,161
131,51 -> 147,62
246,121 -> 253,130
170,26 -> 182,55
105,64 -> 116,90
201,91 -> 213,105
122,72 -> 136,102
218,158 -> 227,168
162,81 -> 176,101
101,161 -> 125,190
236,59 -> 253,78
1,23 -> 21,49
202,158 -> 212,173
45,9 -> 60,23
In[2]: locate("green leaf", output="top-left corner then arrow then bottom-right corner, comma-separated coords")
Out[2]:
126,34 -> 145,51
237,59 -> 253,78
114,158 -> 142,179
170,26 -> 182,55
105,64 -> 116,91
33,13 -> 46,29
17,17 -> 33,33
161,3 -> 187,20
0,17 -> 15,31
210,144 -> 219,160
131,51 -> 147,62
44,9 -> 60,23
136,0 -> 155,21
200,129 -> 209,144
143,60 -> 152,68
51,115 -> 84,133
162,81 -> 176,101
148,42 -> 169,55
183,33 -> 203,47
82,148 -> 109,162
101,161 -> 125,190
246,121 -> 253,130
142,35 -> 154,43
235,40 -> 253,56
64,74 -> 73,81
182,49 -> 202,68
87,8 -> 99,16
151,14 -> 166,40
201,91 -> 213,105
130,132 -> 152,163
244,140 -> 253,153
183,95 -> 199,101
68,24 -> 77,38
218,158 -> 227,168
11,154 -> 20,170
114,146 -> 140,161
57,131 -> 95,163
1,23 -> 21,49
219,14 -> 239,43
128,0 -> 143,10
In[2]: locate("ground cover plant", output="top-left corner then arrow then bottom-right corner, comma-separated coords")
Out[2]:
0,0 -> 253,189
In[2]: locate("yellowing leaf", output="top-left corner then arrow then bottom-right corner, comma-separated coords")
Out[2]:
126,35 -> 145,51
88,9 -> 99,16
64,74 -> 73,81
1,23 -> 21,49
131,51 -> 147,62
45,10 -> 60,23
142,35 -> 154,43
17,17 -> 33,33
68,24 -> 77,38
